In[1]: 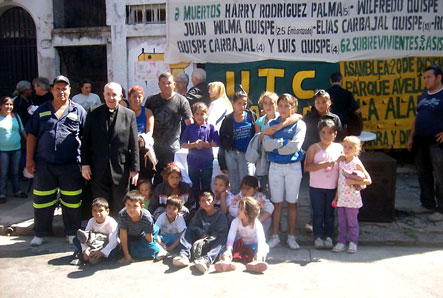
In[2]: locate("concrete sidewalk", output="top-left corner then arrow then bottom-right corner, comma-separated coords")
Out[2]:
1,166 -> 443,246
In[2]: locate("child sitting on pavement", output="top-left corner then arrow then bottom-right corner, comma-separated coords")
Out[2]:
215,196 -> 269,273
172,191 -> 228,274
155,196 -> 187,254
229,176 -> 274,234
118,190 -> 167,264
71,197 -> 118,265
149,162 -> 195,222
213,175 -> 235,214
138,179 -> 153,209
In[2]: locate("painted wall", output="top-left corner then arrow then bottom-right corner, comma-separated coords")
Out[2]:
0,0 -> 55,79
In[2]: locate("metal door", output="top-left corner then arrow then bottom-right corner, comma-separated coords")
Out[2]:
0,7 -> 37,97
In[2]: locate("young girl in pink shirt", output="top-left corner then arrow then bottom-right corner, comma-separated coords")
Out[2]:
305,119 -> 343,249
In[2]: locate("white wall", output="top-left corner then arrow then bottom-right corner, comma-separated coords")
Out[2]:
0,0 -> 55,79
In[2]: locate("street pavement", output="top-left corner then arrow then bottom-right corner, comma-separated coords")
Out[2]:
1,167 -> 443,297
0,235 -> 442,298
1,167 -> 443,246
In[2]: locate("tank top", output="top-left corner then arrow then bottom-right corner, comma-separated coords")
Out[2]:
309,142 -> 342,189
135,106 -> 146,135
337,157 -> 363,208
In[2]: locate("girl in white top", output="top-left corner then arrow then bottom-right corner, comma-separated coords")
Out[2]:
229,175 -> 274,234
215,196 -> 269,273
207,81 -> 233,131
332,136 -> 371,254
72,79 -> 101,110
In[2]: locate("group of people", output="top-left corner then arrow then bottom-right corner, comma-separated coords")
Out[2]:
0,64 -> 441,274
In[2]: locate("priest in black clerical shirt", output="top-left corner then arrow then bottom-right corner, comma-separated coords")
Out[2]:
81,82 -> 139,214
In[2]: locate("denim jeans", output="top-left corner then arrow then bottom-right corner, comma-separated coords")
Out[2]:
414,139 -> 443,211
309,187 -> 336,239
0,150 -> 22,196
188,165 -> 213,199
177,227 -> 226,264
224,150 -> 254,194
128,225 -> 161,259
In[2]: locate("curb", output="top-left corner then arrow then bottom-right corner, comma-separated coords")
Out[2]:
3,223 -> 443,248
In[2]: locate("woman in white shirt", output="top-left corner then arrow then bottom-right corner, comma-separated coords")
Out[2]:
207,81 -> 233,131
72,79 -> 102,110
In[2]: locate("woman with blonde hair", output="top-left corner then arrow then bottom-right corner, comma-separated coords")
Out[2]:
207,81 -> 233,131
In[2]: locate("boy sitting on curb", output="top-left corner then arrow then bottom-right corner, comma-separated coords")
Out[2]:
172,191 -> 228,274
71,197 -> 119,265
118,190 -> 167,264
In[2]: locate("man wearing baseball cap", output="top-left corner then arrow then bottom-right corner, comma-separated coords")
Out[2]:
26,75 -> 87,246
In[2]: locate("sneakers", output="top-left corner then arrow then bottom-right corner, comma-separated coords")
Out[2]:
267,234 -> 280,248
411,206 -> 434,214
14,191 -> 28,198
347,242 -> 358,253
70,253 -> 81,265
314,238 -> 325,249
156,246 -> 168,260
246,261 -> 268,273
286,235 -> 300,250
30,236 -> 46,246
214,260 -> 236,272
194,257 -> 210,274
66,235 -> 75,245
76,229 -> 89,244
332,242 -> 346,252
304,223 -> 313,233
172,254 -> 190,267
428,212 -> 443,222
324,237 -> 334,249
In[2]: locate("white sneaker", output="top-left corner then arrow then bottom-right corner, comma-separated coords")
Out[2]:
66,235 -> 75,245
286,235 -> 300,250
30,236 -> 46,246
194,258 -> 210,274
428,212 -> 443,222
324,237 -> 334,249
267,234 -> 280,248
172,254 -> 189,267
347,242 -> 357,253
332,242 -> 346,252
156,246 -> 168,260
314,238 -> 325,249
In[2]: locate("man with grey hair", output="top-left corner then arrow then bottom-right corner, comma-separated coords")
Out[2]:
186,68 -> 210,107
32,77 -> 53,106
175,72 -> 189,96
81,82 -> 139,214
12,80 -> 34,126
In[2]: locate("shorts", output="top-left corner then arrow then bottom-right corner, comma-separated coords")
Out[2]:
268,162 -> 302,204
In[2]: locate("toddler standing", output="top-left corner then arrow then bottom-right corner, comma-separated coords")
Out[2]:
332,136 -> 371,253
